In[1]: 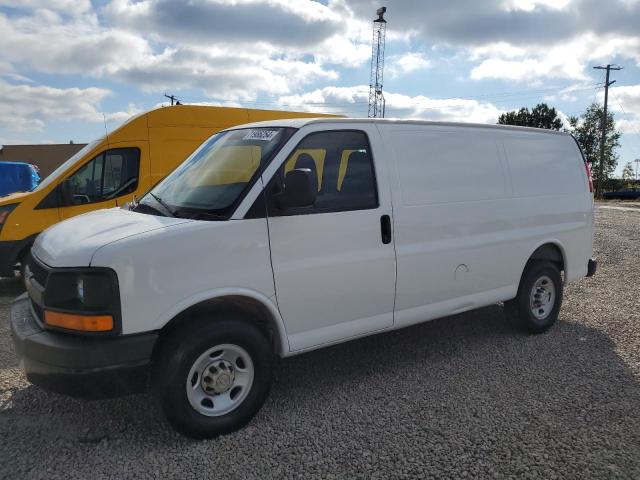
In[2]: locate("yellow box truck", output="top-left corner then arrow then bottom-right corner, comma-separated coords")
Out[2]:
0,105 -> 337,276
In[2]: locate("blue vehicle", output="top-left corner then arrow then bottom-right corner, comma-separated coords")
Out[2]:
0,161 -> 40,197
602,188 -> 640,200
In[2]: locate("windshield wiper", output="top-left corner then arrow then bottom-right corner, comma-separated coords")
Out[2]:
148,192 -> 176,217
132,202 -> 164,217
185,211 -> 227,221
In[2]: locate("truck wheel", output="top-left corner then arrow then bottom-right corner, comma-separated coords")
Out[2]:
153,317 -> 273,439
17,250 -> 30,279
504,261 -> 563,334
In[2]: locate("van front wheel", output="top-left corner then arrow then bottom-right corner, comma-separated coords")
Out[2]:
505,261 -> 563,334
153,317 -> 273,439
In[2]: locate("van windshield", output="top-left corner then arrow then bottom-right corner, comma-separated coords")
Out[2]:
142,127 -> 293,218
34,139 -> 102,191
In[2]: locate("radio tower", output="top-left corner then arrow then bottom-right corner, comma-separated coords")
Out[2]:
368,7 -> 387,118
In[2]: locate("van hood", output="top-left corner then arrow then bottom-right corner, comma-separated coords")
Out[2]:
0,191 -> 31,205
33,208 -> 193,267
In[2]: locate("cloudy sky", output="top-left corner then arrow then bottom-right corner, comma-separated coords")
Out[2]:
1,0 -> 639,175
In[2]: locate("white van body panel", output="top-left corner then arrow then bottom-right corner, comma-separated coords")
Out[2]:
255,123 -> 397,352
376,123 -> 592,329
90,215 -> 277,338
32,118 -> 594,359
32,208 -> 191,268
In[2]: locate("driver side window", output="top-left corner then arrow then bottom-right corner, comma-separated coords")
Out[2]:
64,148 -> 140,205
266,130 -> 378,216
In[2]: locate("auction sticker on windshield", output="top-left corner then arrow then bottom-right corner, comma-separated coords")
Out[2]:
243,129 -> 280,141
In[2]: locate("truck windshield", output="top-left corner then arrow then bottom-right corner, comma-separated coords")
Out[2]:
143,127 -> 293,218
34,139 -> 102,192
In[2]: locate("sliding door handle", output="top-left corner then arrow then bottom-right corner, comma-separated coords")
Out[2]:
380,215 -> 392,244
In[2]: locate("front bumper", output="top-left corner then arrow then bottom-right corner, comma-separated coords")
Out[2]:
10,294 -> 158,399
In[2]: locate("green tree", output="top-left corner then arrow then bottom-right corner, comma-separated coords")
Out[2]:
498,103 -> 564,130
621,162 -> 634,181
568,103 -> 621,184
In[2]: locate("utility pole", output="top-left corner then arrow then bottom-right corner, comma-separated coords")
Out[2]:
635,158 -> 640,181
593,64 -> 622,198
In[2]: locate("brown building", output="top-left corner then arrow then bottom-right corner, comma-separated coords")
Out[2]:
0,143 -> 87,180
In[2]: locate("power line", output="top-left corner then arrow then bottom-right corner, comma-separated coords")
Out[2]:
611,94 -> 640,137
179,84 -> 599,111
161,82 -> 611,125
609,92 -> 640,163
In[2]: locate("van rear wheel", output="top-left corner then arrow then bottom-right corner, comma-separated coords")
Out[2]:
505,261 -> 563,334
152,317 -> 273,439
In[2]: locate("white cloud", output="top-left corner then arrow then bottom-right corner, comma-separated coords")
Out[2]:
388,52 -> 431,78
0,0 -> 92,14
0,81 -> 135,132
383,93 -> 505,124
616,118 -> 640,135
276,85 -> 369,116
104,104 -> 144,124
102,0 -> 373,69
504,0 -> 572,12
347,0 -> 640,82
606,85 -> 640,134
0,12 -> 151,77
543,83 -> 596,103
1,0 -> 634,100
0,0 -> 639,140
103,0 -> 342,48
609,85 -> 640,111
471,34 -> 640,82
0,1 -> 362,103
277,85 -> 505,123
470,43 -> 527,60
115,47 -> 339,101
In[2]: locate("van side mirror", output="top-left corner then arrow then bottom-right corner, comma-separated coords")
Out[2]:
58,179 -> 74,206
276,168 -> 317,209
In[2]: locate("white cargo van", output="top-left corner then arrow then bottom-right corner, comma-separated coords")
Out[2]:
12,119 -> 596,438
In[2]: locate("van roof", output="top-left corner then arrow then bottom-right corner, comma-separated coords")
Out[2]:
134,105 -> 339,128
230,117 -> 572,136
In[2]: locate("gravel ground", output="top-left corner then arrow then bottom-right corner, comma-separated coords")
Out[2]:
1,207 -> 639,479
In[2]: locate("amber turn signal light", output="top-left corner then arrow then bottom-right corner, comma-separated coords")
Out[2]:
44,310 -> 114,332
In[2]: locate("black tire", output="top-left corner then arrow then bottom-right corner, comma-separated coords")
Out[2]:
504,260 -> 563,334
17,249 -> 30,279
152,316 -> 274,439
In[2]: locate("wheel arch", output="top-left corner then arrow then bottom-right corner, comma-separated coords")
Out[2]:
153,289 -> 289,357
518,240 -> 567,285
4,233 -> 39,276
16,236 -> 37,263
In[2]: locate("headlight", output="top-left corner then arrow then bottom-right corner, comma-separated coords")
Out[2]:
43,269 -> 120,333
0,203 -> 18,234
